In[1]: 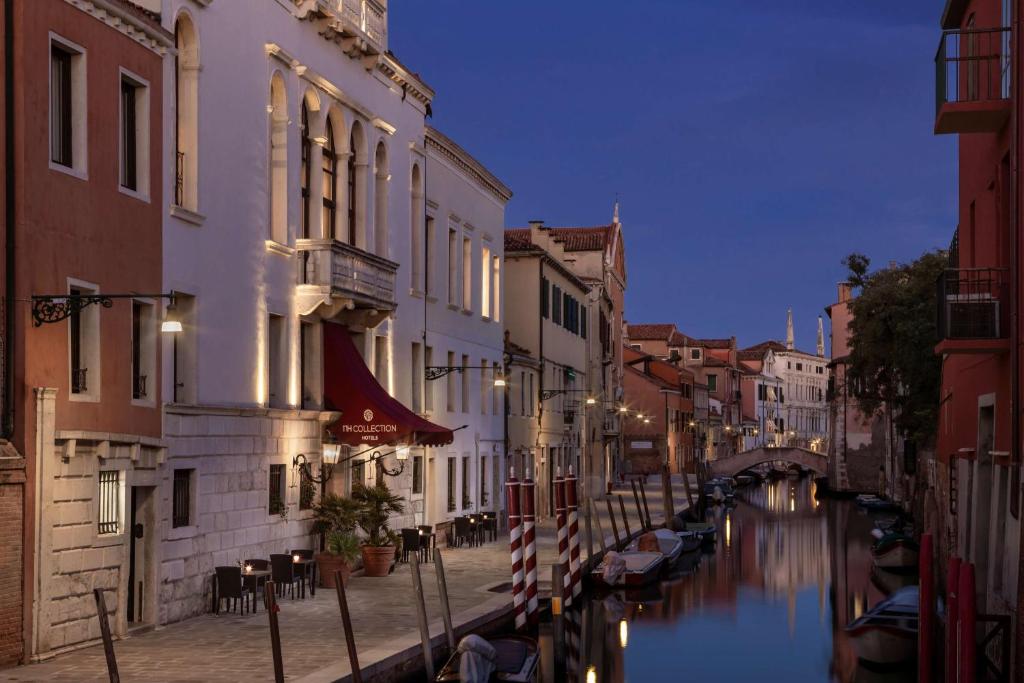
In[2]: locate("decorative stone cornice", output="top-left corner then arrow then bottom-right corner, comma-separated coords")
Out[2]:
377,54 -> 434,107
64,0 -> 174,54
426,126 -> 512,204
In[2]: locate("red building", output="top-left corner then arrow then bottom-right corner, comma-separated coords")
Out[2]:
0,0 -> 169,665
621,347 -> 695,475
931,0 -> 1022,670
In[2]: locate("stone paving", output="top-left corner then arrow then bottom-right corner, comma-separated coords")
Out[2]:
0,476 -> 691,683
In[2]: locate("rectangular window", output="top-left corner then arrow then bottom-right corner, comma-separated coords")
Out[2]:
374,335 -> 388,387
352,456 -> 365,488
446,351 -> 456,412
268,314 -> 285,408
50,44 -> 73,167
462,237 -> 472,310
172,469 -> 193,528
447,457 -> 456,512
481,246 -> 491,318
492,362 -> 500,415
519,371 -> 525,416
70,286 -> 84,394
131,302 -> 142,398
300,321 -> 320,409
425,216 -> 435,295
448,229 -> 458,305
529,373 -> 535,416
69,283 -> 100,400
492,256 -> 501,322
707,374 -> 718,393
461,455 -> 470,509
98,470 -> 120,534
425,346 -> 434,412
552,286 -> 562,324
172,293 -> 197,404
690,348 -> 700,360
120,78 -> 138,190
541,276 -> 549,318
480,456 -> 488,507
480,358 -> 488,414
131,300 -> 155,401
580,305 -> 587,339
411,342 -> 423,413
412,454 -> 423,494
461,354 -> 470,412
269,464 -> 285,514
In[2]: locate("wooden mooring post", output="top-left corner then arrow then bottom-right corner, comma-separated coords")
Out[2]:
433,548 -> 456,651
93,588 -> 119,683
410,552 -> 436,679
264,582 -> 285,683
630,480 -> 646,531
605,497 -> 621,549
618,495 -> 632,540
551,563 -> 566,677
638,479 -> 652,528
333,571 -> 363,683
591,498 -> 607,554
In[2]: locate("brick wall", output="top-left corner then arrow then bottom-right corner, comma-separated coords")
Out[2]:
0,481 -> 24,666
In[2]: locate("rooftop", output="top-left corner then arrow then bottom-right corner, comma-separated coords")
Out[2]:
505,224 -> 615,253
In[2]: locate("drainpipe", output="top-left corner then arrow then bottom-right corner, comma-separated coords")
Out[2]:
3,0 -> 14,440
1011,0 -> 1021,519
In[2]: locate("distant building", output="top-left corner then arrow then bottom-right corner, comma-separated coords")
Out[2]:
621,348 -> 695,475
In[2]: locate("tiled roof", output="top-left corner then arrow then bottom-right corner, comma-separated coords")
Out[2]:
669,330 -> 694,346
704,357 -> 733,368
505,225 -> 615,252
697,338 -> 734,349
626,323 -> 677,341
739,340 -> 788,359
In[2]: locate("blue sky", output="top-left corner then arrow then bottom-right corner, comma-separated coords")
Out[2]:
391,1 -> 953,351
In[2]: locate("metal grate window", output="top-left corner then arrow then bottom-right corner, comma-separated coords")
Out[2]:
172,469 -> 192,528
447,457 -> 456,512
269,464 -> 285,514
413,455 -> 423,494
97,471 -> 119,534
120,79 -> 137,190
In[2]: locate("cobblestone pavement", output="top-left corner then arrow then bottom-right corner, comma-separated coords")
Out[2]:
1,476 -> 690,683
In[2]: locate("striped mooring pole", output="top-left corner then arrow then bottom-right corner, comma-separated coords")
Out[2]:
554,468 -> 572,607
566,466 -> 582,602
506,467 -> 526,631
522,469 -> 539,626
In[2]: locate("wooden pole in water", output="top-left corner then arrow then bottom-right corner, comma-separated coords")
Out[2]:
918,534 -> 934,683
661,463 -> 676,526
410,553 -> 435,679
93,588 -> 120,683
605,497 -> 621,549
433,548 -> 456,652
638,478 -> 652,528
591,498 -> 608,555
946,556 -> 961,683
551,563 -> 566,677
958,562 -> 977,683
333,572 -> 363,683
264,582 -> 285,683
630,480 -> 646,531
618,495 -> 632,540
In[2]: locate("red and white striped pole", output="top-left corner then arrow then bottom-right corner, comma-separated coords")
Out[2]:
566,466 -> 582,602
506,467 -> 526,632
554,468 -> 572,608
522,468 -> 539,626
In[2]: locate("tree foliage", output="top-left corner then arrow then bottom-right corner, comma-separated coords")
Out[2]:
844,251 -> 946,445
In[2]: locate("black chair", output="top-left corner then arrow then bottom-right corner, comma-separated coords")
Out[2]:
481,513 -> 497,542
214,566 -> 249,614
290,548 -> 314,594
468,514 -> 484,546
418,525 -> 433,561
401,528 -> 422,563
270,554 -> 301,599
453,516 -> 472,548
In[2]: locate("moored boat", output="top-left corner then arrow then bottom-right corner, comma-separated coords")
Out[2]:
844,587 -> 919,665
436,634 -> 540,682
676,530 -> 702,553
856,494 -> 903,513
591,551 -> 664,588
685,521 -> 717,545
871,534 -> 919,571
627,528 -> 684,565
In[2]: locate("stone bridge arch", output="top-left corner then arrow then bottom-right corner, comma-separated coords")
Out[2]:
710,446 -> 827,478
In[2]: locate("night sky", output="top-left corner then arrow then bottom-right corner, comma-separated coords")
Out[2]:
390,1 -> 953,352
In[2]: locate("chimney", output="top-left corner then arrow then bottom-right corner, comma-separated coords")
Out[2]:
837,282 -> 852,304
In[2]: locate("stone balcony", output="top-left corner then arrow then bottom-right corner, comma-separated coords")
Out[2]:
301,0 -> 388,63
296,239 -> 398,327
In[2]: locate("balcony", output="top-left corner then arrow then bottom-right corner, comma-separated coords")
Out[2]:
603,412 -> 620,437
296,239 -> 398,327
935,27 -> 1012,134
309,0 -> 387,61
935,267 -> 1010,355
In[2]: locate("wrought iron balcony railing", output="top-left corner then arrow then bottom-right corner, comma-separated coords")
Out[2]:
937,268 -> 1009,341
935,27 -> 1012,133
297,239 -> 397,310
72,367 -> 88,394
133,374 -> 147,400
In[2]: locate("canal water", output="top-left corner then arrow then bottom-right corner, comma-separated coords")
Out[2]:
539,477 -> 917,683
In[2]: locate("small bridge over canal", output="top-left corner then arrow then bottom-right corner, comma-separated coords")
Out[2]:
710,446 -> 827,478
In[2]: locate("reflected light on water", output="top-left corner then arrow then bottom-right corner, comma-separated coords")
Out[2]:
725,513 -> 732,547
586,665 -> 597,683
619,619 -> 628,649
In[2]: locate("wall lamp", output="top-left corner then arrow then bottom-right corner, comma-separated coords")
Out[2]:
540,389 -> 594,402
426,364 -> 505,386
32,291 -> 177,327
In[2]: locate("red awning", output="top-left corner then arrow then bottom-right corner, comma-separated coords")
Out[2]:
323,323 -> 453,447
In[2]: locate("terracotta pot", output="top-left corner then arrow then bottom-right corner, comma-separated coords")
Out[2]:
315,553 -> 352,589
360,545 -> 394,577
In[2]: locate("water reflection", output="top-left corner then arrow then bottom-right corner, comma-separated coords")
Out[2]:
542,477 -> 915,682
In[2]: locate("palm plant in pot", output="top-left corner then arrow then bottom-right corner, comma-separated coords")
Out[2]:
352,481 -> 405,577
312,493 -> 361,588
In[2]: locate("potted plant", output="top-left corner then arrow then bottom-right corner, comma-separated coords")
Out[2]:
312,493 -> 360,588
352,482 -> 405,577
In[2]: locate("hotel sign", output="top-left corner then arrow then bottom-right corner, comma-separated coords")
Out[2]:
337,408 -> 400,443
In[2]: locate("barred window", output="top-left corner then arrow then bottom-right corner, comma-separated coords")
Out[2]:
413,455 -> 423,495
447,457 -> 456,512
172,469 -> 192,528
98,471 -> 120,535
50,45 -> 73,166
269,464 -> 285,515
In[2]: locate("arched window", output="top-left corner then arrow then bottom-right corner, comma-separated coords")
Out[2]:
268,74 -> 287,244
347,130 -> 357,245
322,118 -> 337,239
174,14 -> 199,211
373,141 -> 388,255
410,163 -> 423,291
300,103 -> 311,239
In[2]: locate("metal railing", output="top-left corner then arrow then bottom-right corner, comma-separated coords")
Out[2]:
948,228 -> 960,268
297,239 -> 398,308
936,27 -> 1011,115
937,268 -> 1009,340
978,613 -> 1011,682
333,0 -> 387,50
133,374 -> 147,400
72,367 -> 88,394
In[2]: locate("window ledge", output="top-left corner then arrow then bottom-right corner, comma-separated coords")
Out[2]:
265,240 -> 295,257
167,525 -> 198,541
425,295 -> 439,304
409,288 -> 424,299
94,533 -> 126,548
118,185 -> 151,204
131,398 -> 157,409
461,309 -> 473,317
49,161 -> 88,181
480,315 -> 491,323
169,204 -> 206,226
446,303 -> 460,312
69,392 -> 101,404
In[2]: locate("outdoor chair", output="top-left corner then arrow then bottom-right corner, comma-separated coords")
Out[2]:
290,548 -> 314,593
468,514 -> 484,546
401,528 -> 423,563
270,554 -> 301,599
453,516 -> 472,548
214,566 -> 250,614
481,513 -> 497,542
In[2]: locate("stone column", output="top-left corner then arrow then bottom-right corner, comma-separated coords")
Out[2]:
32,387 -> 57,656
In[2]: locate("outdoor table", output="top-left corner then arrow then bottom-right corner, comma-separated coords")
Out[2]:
292,556 -> 316,598
241,568 -> 271,612
418,528 -> 437,560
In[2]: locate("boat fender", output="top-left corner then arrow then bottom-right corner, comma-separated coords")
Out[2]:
456,634 -> 496,683
601,551 -> 627,586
